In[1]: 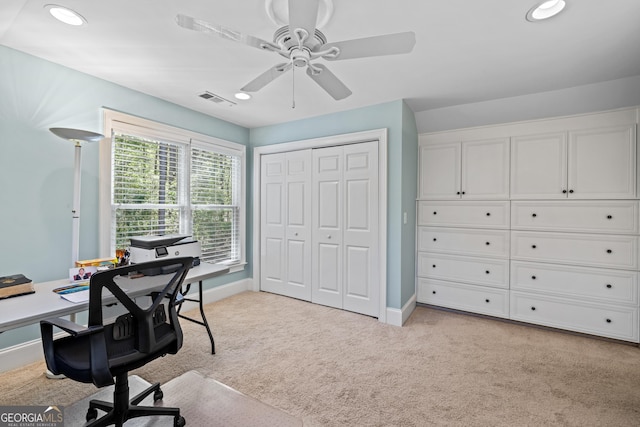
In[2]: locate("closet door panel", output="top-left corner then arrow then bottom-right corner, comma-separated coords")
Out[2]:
261,154 -> 287,294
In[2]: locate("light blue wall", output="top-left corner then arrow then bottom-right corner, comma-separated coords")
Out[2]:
250,100 -> 419,310
0,46 -> 250,349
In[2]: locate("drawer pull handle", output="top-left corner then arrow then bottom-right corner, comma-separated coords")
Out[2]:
432,290 -> 436,295
606,249 -> 612,254
485,270 -> 490,274
607,215 -> 612,219
531,275 -> 536,280
433,238 -> 437,242
486,212 -> 491,216
433,211 -> 437,215
531,306 -> 536,311
606,318 -> 612,323
485,242 -> 490,246
606,284 -> 612,289
531,245 -> 537,249
432,265 -> 436,268
485,299 -> 490,303
532,213 -> 537,217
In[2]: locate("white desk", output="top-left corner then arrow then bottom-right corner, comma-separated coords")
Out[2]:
0,262 -> 229,353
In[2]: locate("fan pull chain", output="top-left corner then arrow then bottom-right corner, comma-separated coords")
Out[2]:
291,62 -> 296,109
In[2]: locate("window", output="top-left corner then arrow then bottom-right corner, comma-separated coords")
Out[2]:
100,111 -> 245,267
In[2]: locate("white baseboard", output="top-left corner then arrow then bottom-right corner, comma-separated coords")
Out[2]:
385,293 -> 417,327
0,278 -> 252,374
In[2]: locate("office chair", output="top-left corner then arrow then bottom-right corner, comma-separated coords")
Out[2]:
40,257 -> 194,427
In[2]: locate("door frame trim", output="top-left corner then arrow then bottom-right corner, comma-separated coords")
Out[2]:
252,129 -> 388,323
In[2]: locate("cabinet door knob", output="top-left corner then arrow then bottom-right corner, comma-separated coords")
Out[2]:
607,215 -> 612,219
532,213 -> 537,217
461,191 -> 466,195
294,232 -> 298,236
606,249 -> 612,254
562,189 -> 567,194
569,189 -> 574,193
327,235 -> 332,239
531,275 -> 536,280
606,284 -> 612,289
456,192 -> 460,195
531,245 -> 537,249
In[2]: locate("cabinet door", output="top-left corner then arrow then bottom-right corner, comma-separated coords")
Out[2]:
568,125 -> 636,199
510,133 -> 567,199
418,142 -> 461,199
461,138 -> 510,199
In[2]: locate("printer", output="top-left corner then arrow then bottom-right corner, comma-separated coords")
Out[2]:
129,234 -> 201,274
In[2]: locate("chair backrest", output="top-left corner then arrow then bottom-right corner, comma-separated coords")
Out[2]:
87,257 -> 193,355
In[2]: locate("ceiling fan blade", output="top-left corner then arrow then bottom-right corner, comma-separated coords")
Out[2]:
241,63 -> 292,92
321,32 -> 416,61
306,64 -> 352,100
288,0 -> 319,45
176,14 -> 278,51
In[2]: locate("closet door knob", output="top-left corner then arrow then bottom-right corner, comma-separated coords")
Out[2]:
294,232 -> 298,236
327,235 -> 332,239
607,215 -> 612,219
532,213 -> 537,217
606,284 -> 612,289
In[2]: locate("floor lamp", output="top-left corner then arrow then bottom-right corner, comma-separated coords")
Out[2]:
48,127 -> 104,380
50,127 -> 105,266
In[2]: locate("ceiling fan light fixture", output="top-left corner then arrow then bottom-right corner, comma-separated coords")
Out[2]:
234,92 -> 252,100
526,0 -> 566,22
265,0 -> 333,29
45,4 -> 87,26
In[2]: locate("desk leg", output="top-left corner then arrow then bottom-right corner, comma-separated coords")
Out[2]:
176,281 -> 215,354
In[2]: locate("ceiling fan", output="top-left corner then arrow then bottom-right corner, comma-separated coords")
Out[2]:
176,0 -> 416,101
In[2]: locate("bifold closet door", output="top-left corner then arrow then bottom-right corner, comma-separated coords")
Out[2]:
260,150 -> 312,301
312,141 -> 379,317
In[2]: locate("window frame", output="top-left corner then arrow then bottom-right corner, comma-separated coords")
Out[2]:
99,109 -> 246,271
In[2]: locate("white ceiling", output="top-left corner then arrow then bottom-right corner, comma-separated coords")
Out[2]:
2,0 -> 639,129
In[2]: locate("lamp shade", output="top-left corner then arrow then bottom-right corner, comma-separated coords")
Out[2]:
50,127 -> 104,142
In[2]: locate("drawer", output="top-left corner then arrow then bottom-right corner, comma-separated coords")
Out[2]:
511,261 -> 638,305
511,231 -> 638,270
511,201 -> 639,234
417,201 -> 510,229
418,227 -> 509,258
510,291 -> 639,342
417,278 -> 509,318
417,253 -> 509,288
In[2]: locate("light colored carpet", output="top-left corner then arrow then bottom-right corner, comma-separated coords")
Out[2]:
64,371 -> 301,426
2,291 -> 640,426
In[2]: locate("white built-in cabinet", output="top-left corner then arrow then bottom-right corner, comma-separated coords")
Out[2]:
260,141 -> 380,318
417,107 -> 640,342
419,138 -> 510,200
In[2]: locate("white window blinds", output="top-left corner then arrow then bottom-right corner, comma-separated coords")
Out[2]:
111,129 -> 242,265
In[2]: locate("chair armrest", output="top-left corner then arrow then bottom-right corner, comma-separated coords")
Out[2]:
40,317 -> 103,337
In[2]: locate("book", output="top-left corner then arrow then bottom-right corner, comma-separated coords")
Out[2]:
0,274 -> 35,299
53,283 -> 90,303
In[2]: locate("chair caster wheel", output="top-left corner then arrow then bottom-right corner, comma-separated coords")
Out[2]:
174,415 -> 186,426
86,407 -> 98,422
154,389 -> 163,401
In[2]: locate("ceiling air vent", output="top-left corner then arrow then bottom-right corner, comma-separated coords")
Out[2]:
197,91 -> 236,107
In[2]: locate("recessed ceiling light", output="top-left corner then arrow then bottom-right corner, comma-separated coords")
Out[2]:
45,4 -> 87,26
526,0 -> 566,22
234,92 -> 252,101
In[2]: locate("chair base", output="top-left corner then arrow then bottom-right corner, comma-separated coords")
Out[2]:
85,373 -> 185,427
